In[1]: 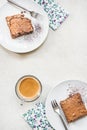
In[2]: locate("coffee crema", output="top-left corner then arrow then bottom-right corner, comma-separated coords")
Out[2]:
15,75 -> 42,102
19,77 -> 40,98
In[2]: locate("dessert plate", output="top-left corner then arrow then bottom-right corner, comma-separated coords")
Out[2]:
0,0 -> 49,53
45,80 -> 87,130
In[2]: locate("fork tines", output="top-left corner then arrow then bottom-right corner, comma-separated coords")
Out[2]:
51,99 -> 59,110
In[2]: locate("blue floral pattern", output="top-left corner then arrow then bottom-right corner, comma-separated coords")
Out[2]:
23,103 -> 55,130
34,0 -> 69,30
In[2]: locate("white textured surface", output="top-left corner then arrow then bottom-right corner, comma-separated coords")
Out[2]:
0,0 -> 87,130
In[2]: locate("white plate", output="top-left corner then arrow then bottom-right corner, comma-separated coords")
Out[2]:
0,0 -> 49,53
46,80 -> 87,130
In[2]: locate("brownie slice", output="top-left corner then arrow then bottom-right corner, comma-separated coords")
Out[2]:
60,93 -> 87,123
6,14 -> 33,39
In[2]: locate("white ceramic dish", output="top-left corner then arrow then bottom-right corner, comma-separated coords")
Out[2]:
0,0 -> 49,53
46,80 -> 87,130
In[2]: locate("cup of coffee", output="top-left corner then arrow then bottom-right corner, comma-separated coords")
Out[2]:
15,75 -> 42,102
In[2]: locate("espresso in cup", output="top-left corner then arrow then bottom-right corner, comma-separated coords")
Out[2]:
15,75 -> 42,102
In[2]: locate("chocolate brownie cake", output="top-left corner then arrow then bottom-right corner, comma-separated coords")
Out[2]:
60,93 -> 87,123
6,14 -> 33,38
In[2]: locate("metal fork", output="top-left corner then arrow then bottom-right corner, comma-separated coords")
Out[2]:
7,0 -> 41,18
51,100 -> 68,130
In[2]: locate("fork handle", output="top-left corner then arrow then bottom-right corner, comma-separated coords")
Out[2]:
7,0 -> 32,13
55,109 -> 68,130
58,114 -> 68,130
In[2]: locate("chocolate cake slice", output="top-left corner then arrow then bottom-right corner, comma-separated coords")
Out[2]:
6,14 -> 33,39
60,93 -> 87,123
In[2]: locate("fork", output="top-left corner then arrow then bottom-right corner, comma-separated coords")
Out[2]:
7,0 -> 41,18
51,100 -> 68,130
